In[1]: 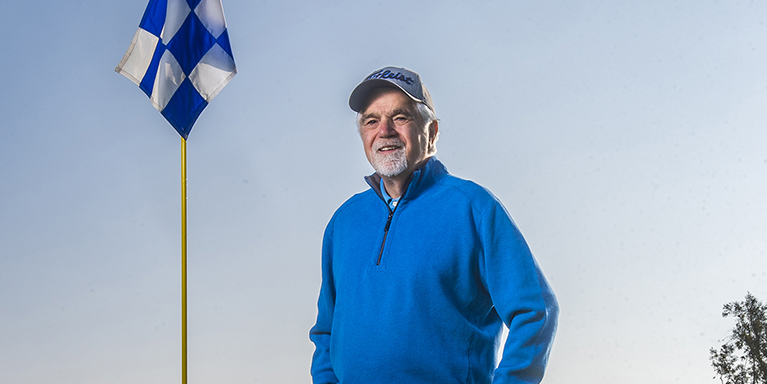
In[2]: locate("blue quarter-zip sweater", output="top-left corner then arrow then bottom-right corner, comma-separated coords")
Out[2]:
310,157 -> 558,384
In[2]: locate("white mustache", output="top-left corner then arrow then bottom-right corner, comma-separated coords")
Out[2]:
373,139 -> 405,152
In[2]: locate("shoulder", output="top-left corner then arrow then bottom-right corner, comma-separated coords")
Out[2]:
337,188 -> 377,212
436,173 -> 503,215
326,188 -> 379,225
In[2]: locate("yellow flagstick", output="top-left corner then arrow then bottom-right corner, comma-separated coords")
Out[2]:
181,137 -> 188,384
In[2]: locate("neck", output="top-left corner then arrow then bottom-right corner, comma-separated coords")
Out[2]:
380,173 -> 410,199
379,157 -> 430,199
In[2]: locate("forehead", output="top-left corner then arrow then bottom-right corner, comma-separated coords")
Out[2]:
359,87 -> 416,115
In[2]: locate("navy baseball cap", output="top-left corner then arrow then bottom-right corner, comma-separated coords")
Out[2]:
349,66 -> 434,113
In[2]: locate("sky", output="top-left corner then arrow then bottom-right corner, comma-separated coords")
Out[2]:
1,0 -> 766,383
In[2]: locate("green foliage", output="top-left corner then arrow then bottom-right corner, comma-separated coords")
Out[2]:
710,292 -> 767,384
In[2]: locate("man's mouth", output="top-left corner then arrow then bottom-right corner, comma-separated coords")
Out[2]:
375,141 -> 404,153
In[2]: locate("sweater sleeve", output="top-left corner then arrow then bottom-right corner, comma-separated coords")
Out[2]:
309,221 -> 339,384
479,201 -> 559,384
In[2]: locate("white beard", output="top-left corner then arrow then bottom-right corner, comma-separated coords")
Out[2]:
370,140 -> 408,177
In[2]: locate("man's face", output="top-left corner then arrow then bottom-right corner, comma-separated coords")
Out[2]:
358,88 -> 433,178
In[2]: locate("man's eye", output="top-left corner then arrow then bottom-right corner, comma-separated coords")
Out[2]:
364,119 -> 377,126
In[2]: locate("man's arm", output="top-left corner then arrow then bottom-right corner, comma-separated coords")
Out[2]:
309,223 -> 339,384
479,201 -> 559,384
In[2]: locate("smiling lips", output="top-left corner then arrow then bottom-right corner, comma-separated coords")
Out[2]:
375,140 -> 404,153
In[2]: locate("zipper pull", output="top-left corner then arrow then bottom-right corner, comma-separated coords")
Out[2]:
384,211 -> 393,231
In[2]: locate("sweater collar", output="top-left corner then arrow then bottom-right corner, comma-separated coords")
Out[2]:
365,157 -> 448,203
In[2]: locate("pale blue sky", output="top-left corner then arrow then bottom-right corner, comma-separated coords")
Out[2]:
1,1 -> 766,383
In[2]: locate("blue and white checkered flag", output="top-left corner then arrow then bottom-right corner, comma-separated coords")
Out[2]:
116,0 -> 236,139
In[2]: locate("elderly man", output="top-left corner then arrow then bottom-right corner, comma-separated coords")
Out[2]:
310,67 -> 558,384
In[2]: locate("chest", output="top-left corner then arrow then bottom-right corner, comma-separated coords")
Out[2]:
331,196 -> 483,295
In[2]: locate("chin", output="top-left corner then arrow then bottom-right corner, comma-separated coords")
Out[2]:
371,153 -> 408,177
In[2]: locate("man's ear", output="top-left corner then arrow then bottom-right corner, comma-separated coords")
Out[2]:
429,120 -> 439,143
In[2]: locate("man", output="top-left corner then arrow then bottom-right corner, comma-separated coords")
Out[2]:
310,66 -> 558,384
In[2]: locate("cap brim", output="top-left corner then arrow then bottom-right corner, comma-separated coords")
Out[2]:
348,79 -> 421,112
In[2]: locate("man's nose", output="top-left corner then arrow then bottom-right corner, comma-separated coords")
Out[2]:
378,118 -> 396,136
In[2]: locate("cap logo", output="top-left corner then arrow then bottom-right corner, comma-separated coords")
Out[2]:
365,69 -> 415,85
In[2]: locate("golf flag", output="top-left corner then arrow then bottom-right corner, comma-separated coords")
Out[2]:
116,0 -> 236,139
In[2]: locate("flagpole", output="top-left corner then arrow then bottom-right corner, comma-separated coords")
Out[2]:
181,137 -> 188,384
116,1 -> 236,381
